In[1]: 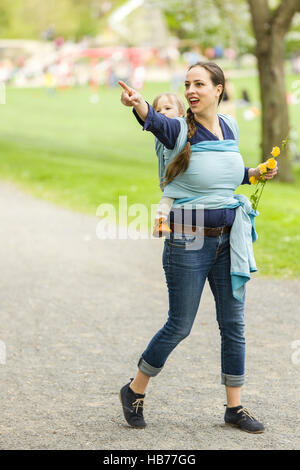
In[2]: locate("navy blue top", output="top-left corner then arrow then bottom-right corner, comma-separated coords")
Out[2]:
133,104 -> 251,227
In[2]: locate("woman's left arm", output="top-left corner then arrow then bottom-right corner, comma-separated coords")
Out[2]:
248,160 -> 278,181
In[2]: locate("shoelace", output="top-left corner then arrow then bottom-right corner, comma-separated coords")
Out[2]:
132,398 -> 145,414
237,407 -> 255,421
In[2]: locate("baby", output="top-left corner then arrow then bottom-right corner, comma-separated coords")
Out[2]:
152,92 -> 186,237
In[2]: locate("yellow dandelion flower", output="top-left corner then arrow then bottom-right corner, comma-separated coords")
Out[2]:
266,157 -> 277,169
271,146 -> 280,157
249,176 -> 258,185
258,163 -> 267,174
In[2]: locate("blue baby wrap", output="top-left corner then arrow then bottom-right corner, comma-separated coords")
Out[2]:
156,114 -> 258,302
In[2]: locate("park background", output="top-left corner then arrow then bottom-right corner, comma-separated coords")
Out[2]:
0,0 -> 299,278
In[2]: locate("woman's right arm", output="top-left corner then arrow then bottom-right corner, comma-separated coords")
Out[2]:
119,80 -> 181,150
119,80 -> 149,121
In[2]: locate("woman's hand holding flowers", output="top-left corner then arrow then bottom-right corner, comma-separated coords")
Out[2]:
249,161 -> 278,181
249,147 -> 279,183
249,145 -> 283,211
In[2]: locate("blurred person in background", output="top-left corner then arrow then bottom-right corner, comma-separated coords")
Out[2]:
219,76 -> 236,117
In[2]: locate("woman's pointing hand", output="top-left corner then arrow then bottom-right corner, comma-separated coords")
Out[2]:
118,80 -> 142,107
118,80 -> 149,121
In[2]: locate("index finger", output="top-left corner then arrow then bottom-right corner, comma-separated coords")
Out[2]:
118,80 -> 132,94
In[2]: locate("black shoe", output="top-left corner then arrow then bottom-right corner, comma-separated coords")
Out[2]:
119,378 -> 146,428
224,405 -> 265,433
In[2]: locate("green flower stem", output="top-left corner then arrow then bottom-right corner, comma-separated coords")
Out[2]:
250,175 -> 268,211
250,183 -> 261,211
255,180 -> 266,210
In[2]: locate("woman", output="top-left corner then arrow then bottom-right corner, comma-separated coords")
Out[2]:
118,62 -> 277,433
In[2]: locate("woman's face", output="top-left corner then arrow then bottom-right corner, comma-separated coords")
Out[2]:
184,66 -> 222,115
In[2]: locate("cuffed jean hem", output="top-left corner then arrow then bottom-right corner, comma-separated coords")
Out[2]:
138,357 -> 162,377
221,373 -> 245,387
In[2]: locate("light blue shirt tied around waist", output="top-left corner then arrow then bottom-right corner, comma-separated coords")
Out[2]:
157,113 -> 259,302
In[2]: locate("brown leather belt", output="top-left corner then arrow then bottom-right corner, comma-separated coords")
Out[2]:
170,223 -> 231,237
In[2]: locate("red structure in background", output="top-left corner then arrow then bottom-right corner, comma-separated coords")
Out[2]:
57,47 -> 155,90
69,47 -> 147,65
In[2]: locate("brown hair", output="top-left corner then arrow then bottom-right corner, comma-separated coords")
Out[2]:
152,92 -> 186,115
161,62 -> 225,189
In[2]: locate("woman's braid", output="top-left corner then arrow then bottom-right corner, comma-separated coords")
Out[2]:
160,108 -> 197,188
186,108 -> 197,141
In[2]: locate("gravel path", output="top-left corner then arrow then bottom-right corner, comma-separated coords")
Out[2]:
0,181 -> 299,450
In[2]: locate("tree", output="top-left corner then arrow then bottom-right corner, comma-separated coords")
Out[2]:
0,0 -> 107,40
158,0 -> 253,53
248,0 -> 300,181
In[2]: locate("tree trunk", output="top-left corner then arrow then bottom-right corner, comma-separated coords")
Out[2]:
248,0 -> 300,182
256,28 -> 292,181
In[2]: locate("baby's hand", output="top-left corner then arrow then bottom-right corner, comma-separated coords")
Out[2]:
119,81 -> 142,107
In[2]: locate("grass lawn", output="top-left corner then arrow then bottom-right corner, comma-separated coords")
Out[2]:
0,75 -> 299,278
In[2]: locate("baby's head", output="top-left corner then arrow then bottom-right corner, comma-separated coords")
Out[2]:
153,93 -> 185,118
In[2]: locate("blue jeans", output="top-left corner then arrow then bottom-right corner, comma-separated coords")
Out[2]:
138,230 -> 246,387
